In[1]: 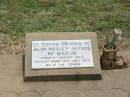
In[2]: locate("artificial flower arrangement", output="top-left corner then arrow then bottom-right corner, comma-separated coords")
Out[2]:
100,28 -> 129,70
104,28 -> 122,49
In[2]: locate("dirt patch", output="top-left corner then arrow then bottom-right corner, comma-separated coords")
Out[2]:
0,34 -> 25,55
0,33 -> 129,55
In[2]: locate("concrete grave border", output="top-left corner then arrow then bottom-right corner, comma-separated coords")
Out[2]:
24,32 -> 101,81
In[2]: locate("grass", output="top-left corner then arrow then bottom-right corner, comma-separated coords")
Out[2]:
0,0 -> 130,39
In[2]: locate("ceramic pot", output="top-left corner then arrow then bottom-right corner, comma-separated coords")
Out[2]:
100,45 -> 118,70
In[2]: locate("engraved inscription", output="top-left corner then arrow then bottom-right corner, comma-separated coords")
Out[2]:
32,40 -> 94,69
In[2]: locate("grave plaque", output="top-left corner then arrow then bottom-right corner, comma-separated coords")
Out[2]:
24,32 -> 101,81
32,40 -> 94,69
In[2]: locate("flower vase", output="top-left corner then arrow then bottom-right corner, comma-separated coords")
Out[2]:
100,45 -> 118,70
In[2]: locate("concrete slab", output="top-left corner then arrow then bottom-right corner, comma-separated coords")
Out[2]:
24,32 -> 101,81
0,50 -> 130,97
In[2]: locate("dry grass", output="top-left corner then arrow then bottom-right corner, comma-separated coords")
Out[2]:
0,0 -> 130,54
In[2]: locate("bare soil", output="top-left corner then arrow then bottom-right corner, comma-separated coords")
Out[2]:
0,34 -> 25,55
0,33 -> 129,55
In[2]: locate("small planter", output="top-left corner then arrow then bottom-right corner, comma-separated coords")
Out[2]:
100,45 -> 118,70
100,45 -> 128,70
100,28 -> 129,70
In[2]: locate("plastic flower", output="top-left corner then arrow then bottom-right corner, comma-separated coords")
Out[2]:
105,28 -> 123,49
118,36 -> 122,40
114,28 -> 122,35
